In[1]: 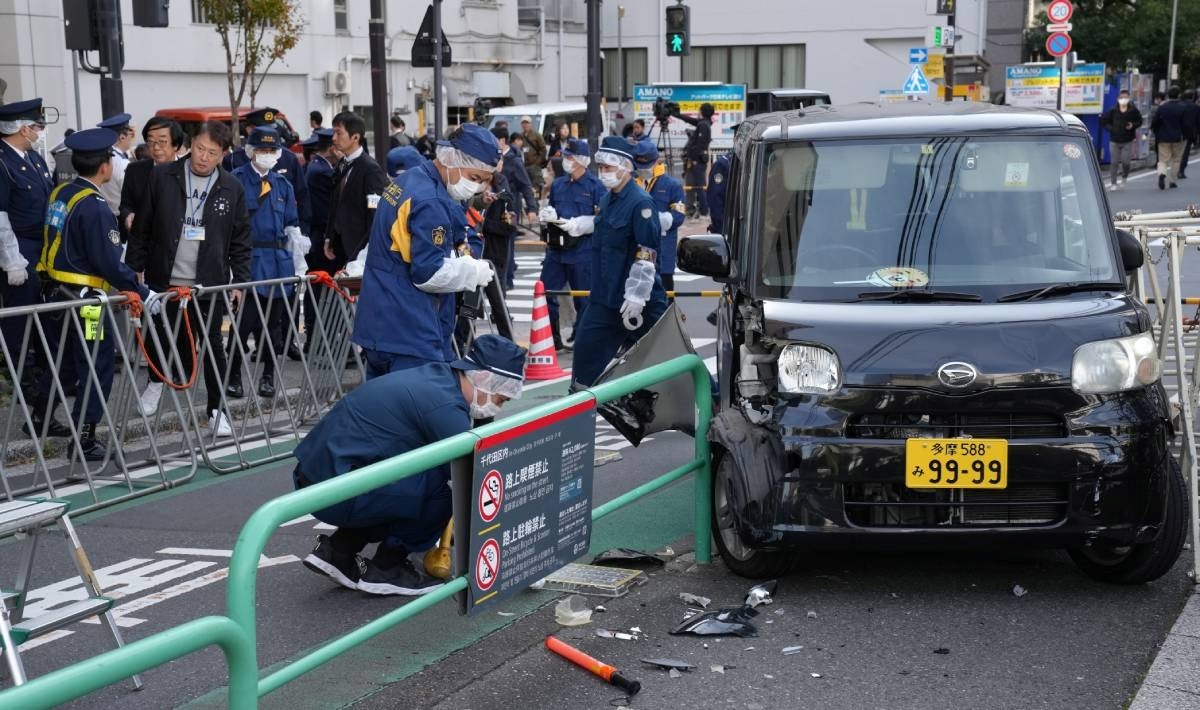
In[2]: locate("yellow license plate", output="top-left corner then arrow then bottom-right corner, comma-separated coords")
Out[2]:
905,438 -> 1008,489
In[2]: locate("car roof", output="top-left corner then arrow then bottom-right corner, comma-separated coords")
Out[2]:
490,103 -> 588,116
741,101 -> 1086,142
155,106 -> 294,124
750,89 -> 830,97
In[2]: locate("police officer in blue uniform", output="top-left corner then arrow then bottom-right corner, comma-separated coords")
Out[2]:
632,140 -> 687,298
351,123 -> 500,379
707,150 -> 731,234
0,98 -> 61,434
296,334 -> 526,595
226,127 -> 302,400
571,137 -> 669,387
37,128 -> 158,459
95,113 -> 135,237
300,127 -> 337,349
223,107 -> 310,236
386,145 -> 425,179
536,138 -> 605,351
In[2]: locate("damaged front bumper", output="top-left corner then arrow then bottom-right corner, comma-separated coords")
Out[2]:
710,385 -> 1174,552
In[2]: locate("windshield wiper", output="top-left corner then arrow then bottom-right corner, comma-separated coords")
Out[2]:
855,289 -> 982,302
996,281 -> 1122,303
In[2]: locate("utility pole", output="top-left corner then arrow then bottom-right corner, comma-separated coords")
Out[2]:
618,6 -> 625,104
96,0 -> 124,116
369,0 -> 389,161
943,7 -> 955,102
433,0 -> 444,139
585,0 -> 603,159
1167,0 -> 1180,91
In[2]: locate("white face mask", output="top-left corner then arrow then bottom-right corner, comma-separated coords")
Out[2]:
469,389 -> 503,419
28,127 -> 45,153
637,168 -> 654,182
254,151 -> 280,171
448,173 -> 485,201
1118,98 -> 1130,107
562,159 -> 577,175
599,171 -> 623,190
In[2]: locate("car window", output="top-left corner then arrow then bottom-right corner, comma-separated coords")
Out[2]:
755,136 -> 1119,301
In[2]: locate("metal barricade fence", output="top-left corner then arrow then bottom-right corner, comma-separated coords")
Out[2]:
0,273 -> 365,513
0,353 -> 714,709
1118,209 -> 1200,583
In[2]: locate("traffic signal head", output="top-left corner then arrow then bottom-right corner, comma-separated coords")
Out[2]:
665,4 -> 690,56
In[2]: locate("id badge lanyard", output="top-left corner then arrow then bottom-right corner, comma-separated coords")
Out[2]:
185,168 -> 216,236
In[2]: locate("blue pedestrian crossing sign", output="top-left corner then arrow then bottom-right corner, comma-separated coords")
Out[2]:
903,65 -> 930,95
909,47 -> 928,64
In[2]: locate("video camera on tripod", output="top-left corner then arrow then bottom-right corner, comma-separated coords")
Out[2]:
653,97 -> 680,123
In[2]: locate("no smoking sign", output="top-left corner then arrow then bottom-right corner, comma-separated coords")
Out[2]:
478,469 -> 503,523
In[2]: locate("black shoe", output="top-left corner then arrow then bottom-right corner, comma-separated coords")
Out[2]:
1160,174 -> 1167,190
257,374 -> 275,398
706,309 -> 718,326
303,535 -> 364,590
1179,173 -> 1188,179
23,413 -> 72,438
357,555 -> 445,596
287,343 -> 303,361
1171,182 -> 1179,189
79,423 -> 107,462
226,378 -> 245,399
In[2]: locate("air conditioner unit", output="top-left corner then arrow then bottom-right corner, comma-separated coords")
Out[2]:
325,71 -> 351,96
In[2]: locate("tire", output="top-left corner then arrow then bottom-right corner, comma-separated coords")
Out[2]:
711,449 -> 793,578
1068,456 -> 1188,585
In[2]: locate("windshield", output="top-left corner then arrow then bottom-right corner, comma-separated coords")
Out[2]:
755,136 -> 1119,301
485,114 -> 534,131
773,95 -> 830,111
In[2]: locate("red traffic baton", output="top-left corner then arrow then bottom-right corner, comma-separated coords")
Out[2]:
545,635 -> 642,696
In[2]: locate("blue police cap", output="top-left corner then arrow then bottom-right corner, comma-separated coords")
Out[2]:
631,139 -> 659,167
437,123 -> 502,168
387,145 -> 424,177
0,98 -> 46,123
65,127 -> 119,156
248,126 -> 283,149
596,135 -> 636,163
245,107 -> 280,127
300,127 -> 334,147
450,334 -> 527,381
562,138 -> 590,159
97,112 -> 132,132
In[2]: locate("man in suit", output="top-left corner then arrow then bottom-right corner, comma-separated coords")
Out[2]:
126,120 -> 252,434
1152,86 -> 1189,190
322,111 -> 389,270
119,116 -> 185,235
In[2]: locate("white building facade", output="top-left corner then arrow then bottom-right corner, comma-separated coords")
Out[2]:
0,0 -> 994,145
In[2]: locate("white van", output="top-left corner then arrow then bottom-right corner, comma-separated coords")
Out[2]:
483,102 -> 612,142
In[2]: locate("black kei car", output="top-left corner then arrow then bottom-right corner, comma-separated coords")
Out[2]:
678,101 -> 1186,584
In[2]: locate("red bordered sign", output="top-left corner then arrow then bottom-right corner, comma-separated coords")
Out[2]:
1045,32 -> 1072,58
1047,0 -> 1073,24
475,539 -> 500,591
478,469 -> 503,523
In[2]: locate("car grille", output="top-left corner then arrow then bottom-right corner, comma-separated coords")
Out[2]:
846,413 -> 1066,440
843,483 -> 1069,528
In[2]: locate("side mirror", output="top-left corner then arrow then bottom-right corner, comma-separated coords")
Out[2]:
678,234 -> 731,280
1116,228 -> 1143,272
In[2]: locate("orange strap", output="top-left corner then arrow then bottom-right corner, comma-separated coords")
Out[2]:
308,270 -> 356,303
466,206 -> 484,229
123,287 -> 199,391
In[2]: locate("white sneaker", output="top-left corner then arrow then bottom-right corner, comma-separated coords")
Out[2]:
209,409 -> 232,437
137,382 -> 164,416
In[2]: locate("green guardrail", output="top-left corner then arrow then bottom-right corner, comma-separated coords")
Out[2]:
0,354 -> 713,709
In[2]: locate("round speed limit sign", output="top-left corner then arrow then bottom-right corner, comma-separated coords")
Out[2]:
1047,0 -> 1073,23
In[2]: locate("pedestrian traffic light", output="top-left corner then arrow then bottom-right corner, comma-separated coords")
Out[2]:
665,4 -> 690,57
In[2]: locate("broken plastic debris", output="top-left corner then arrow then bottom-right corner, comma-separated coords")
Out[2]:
595,629 -> 637,641
591,548 -> 666,568
773,609 -> 785,616
497,611 -> 515,617
679,592 -> 712,608
782,646 -> 804,655
655,545 -> 677,558
811,672 -> 823,678
743,647 -> 755,651
594,605 -> 607,613
555,595 -> 594,626
1012,584 -> 1028,598
641,658 -> 695,672
806,610 -> 817,619
668,668 -> 682,678
744,580 -> 777,608
710,664 -> 725,674
764,674 -> 775,679
671,606 -> 758,638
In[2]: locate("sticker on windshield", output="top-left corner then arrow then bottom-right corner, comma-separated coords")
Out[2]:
1063,143 -> 1083,160
1004,162 -> 1030,187
921,144 -> 936,155
866,267 -> 929,289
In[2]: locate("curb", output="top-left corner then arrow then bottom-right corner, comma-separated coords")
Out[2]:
1130,589 -> 1200,709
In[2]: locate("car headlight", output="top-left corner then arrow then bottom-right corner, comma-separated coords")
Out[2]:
777,344 -> 841,394
1071,333 -> 1160,394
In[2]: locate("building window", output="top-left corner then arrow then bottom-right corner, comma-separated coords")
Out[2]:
191,0 -> 209,23
602,48 -> 648,102
334,0 -> 348,32
681,44 -> 806,89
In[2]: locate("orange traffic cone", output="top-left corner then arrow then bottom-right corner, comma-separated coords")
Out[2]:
525,280 -> 568,380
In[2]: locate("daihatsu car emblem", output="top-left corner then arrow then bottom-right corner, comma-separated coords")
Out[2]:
937,362 -> 978,388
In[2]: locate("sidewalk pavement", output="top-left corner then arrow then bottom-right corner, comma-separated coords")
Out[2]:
1130,586 -> 1200,709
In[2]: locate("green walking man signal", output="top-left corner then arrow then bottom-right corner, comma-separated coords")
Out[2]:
665,4 -> 690,56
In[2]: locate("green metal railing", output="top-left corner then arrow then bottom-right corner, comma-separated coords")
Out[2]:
0,354 -> 713,709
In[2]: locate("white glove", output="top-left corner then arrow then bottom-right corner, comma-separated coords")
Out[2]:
538,205 -> 558,222
563,215 -> 596,237
145,289 -> 164,317
471,259 -> 495,288
620,296 -> 645,330
658,212 -> 674,235
6,267 -> 27,287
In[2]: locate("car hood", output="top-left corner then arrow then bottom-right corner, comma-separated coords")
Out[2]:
762,296 -> 1149,389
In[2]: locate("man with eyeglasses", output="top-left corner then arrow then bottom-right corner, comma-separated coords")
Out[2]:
119,116 -> 186,237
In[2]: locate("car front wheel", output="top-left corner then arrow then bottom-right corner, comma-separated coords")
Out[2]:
711,450 -> 792,578
1067,457 -> 1188,585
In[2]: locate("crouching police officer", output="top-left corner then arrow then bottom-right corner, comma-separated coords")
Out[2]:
295,334 -> 526,595
631,141 -> 686,298
37,128 -> 159,459
537,138 -> 605,350
351,123 -> 500,379
570,137 -> 669,387
226,126 -> 303,399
